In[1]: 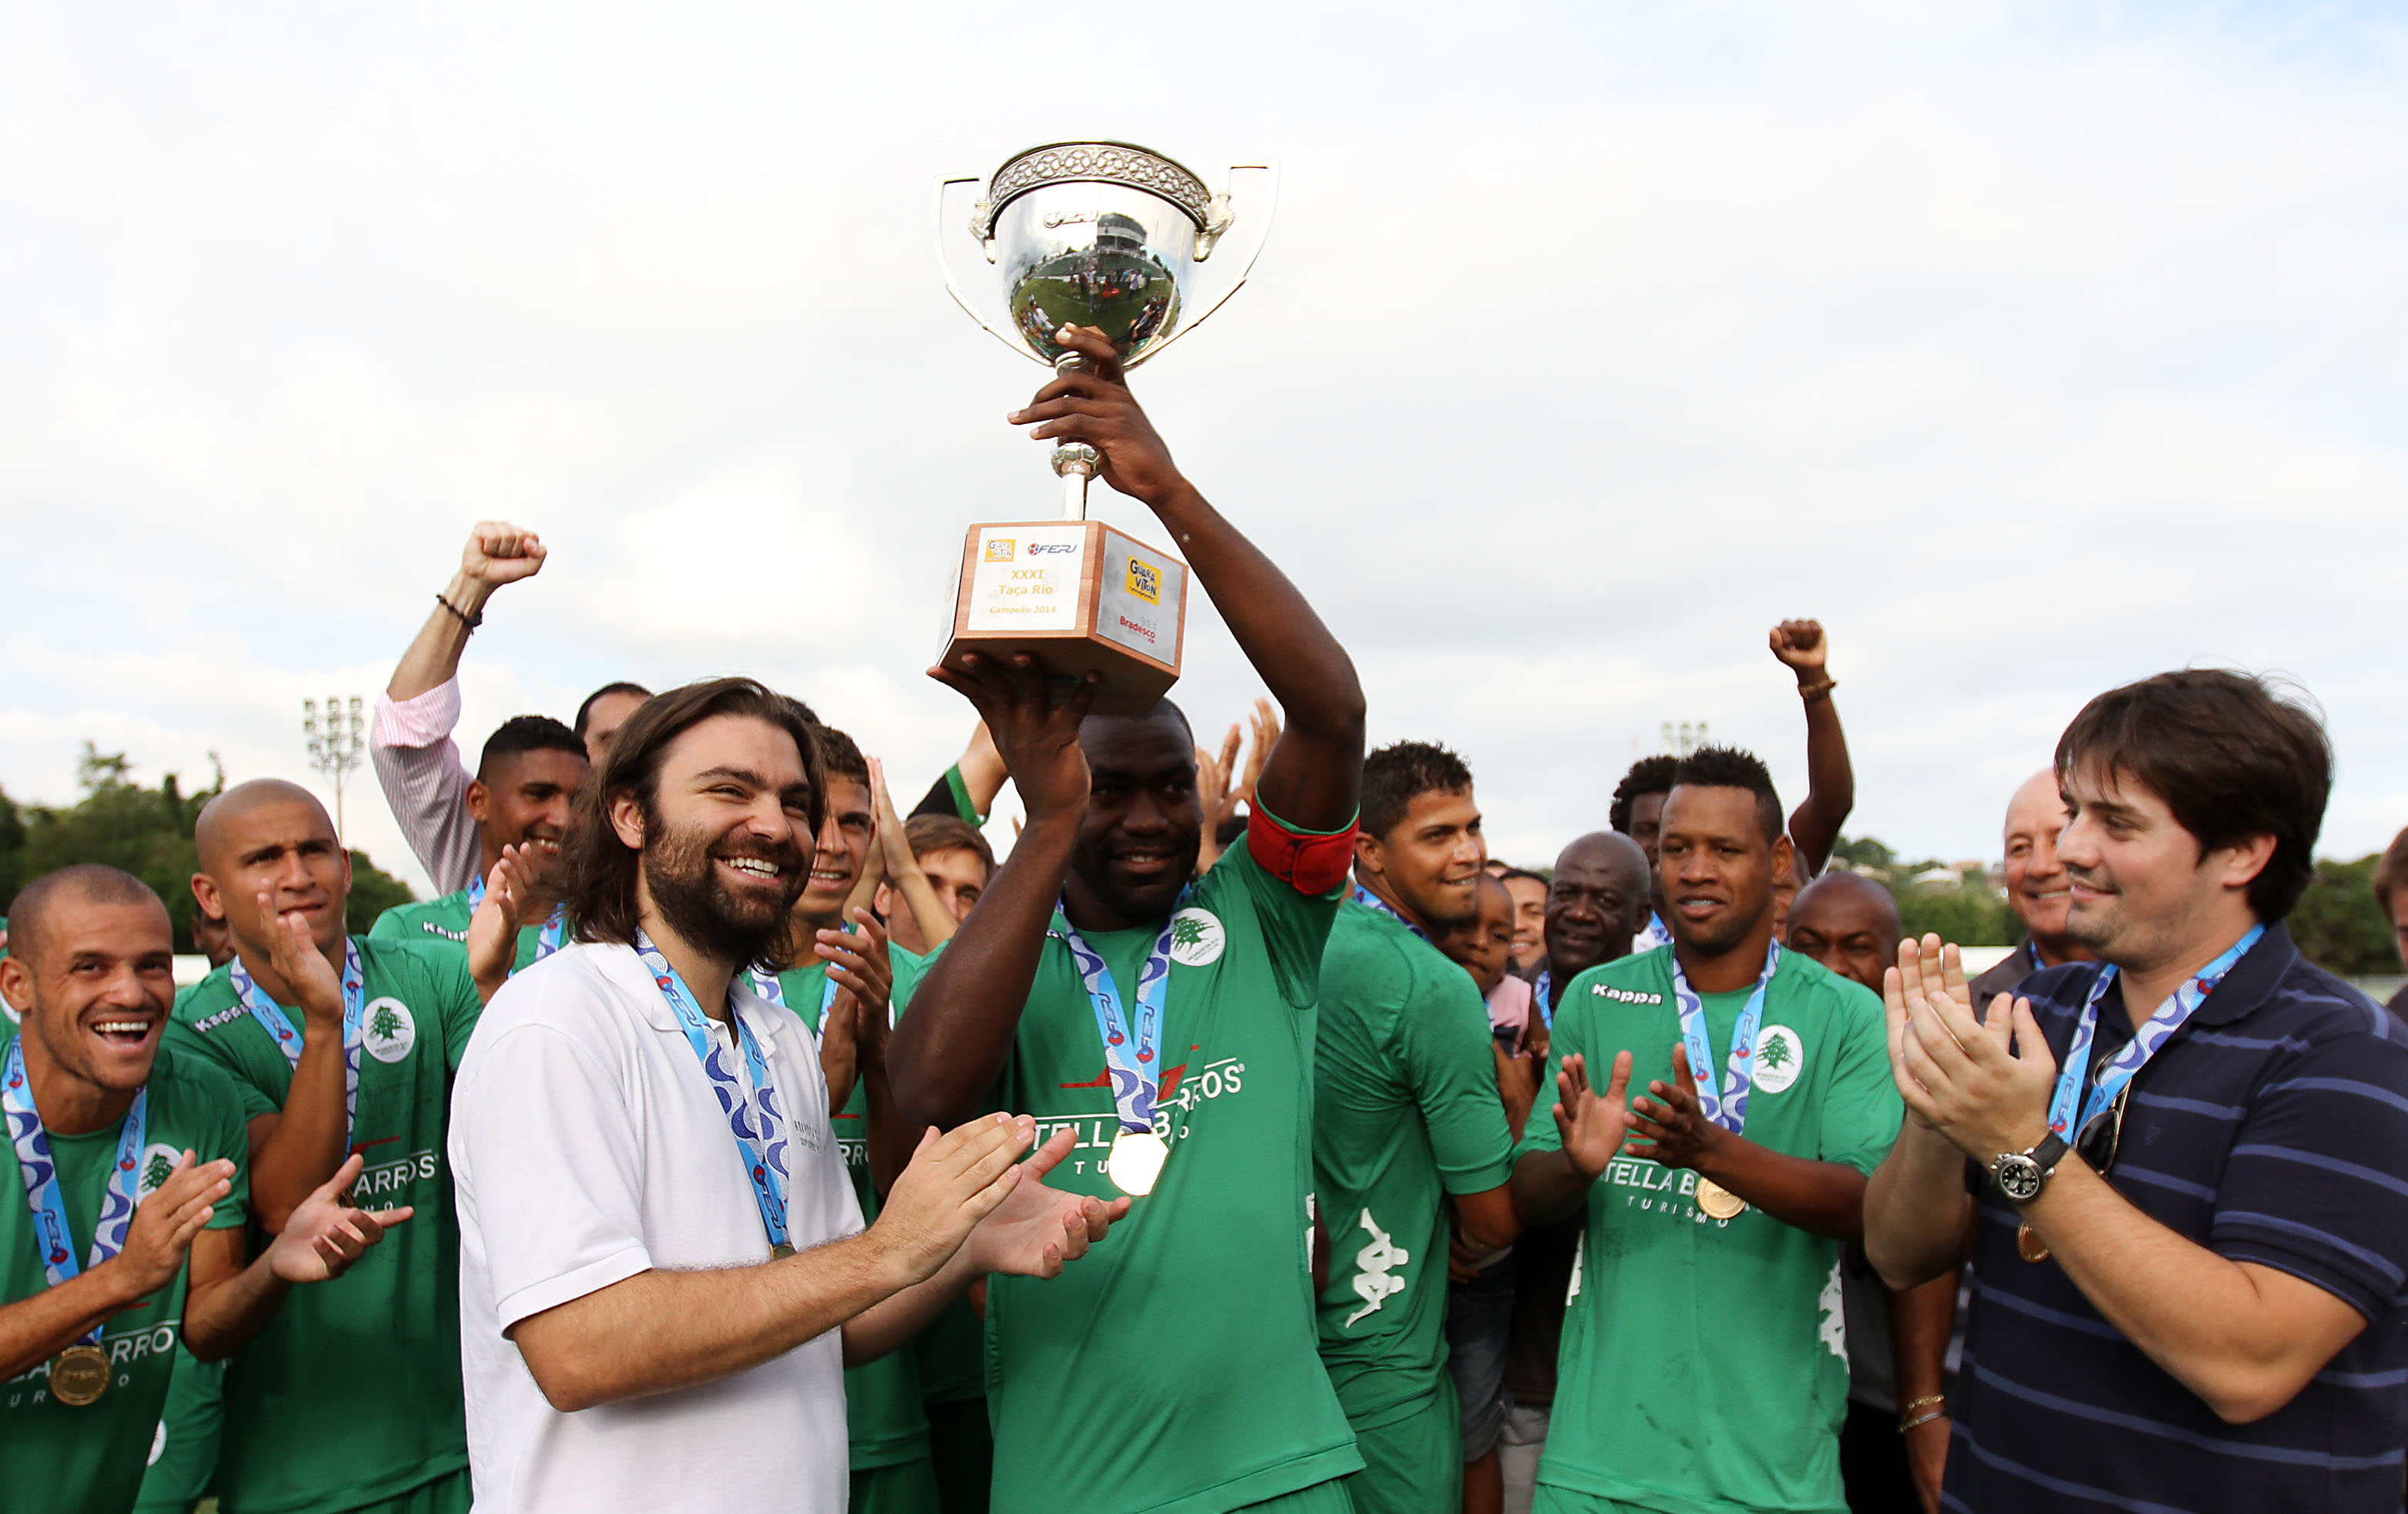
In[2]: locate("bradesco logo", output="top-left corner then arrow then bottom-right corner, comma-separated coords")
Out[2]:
985,538 -> 1016,562
1125,557 -> 1162,604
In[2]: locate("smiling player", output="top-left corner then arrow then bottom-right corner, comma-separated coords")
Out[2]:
2,866 -> 403,1514
888,324 -> 1369,1514
1511,746 -> 1899,1514
373,716 -> 590,977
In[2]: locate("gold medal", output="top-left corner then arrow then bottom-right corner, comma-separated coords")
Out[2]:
1105,1129 -> 1169,1197
770,1242 -> 795,1260
1693,1179 -> 1747,1220
49,1344 -> 109,1407
2016,1223 -> 2050,1264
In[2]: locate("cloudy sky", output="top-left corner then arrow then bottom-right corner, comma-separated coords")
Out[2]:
3,2 -> 2403,897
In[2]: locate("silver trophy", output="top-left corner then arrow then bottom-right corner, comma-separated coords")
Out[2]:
937,142 -> 1276,520
931,143 -> 1275,713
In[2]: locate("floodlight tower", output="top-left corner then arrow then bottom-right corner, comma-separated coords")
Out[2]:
303,696 -> 366,842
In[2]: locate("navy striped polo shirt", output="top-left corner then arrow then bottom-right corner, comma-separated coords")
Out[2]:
1946,921 -> 2408,1512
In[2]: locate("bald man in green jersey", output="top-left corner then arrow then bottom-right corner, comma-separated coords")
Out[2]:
166,782 -> 486,1514
2,866 -> 402,1514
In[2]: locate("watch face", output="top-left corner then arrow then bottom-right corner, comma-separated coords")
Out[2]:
1996,1153 -> 2043,1203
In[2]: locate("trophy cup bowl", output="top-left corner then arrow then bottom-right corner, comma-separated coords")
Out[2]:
932,142 -> 1276,715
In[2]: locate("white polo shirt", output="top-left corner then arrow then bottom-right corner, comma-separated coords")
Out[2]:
449,941 -> 863,1514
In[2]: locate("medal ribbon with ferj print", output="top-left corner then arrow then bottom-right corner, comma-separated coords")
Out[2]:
638,933 -> 791,1251
230,938 -> 367,1146
5,1040 -> 147,1345
2047,924 -> 2263,1147
1666,939 -> 1784,1136
1051,891 -> 1189,1139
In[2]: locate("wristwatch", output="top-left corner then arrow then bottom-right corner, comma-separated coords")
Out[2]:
1990,1134 -> 2069,1203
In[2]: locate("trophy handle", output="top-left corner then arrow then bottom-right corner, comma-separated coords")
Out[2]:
932,173 -> 1039,362
1133,160 -> 1279,366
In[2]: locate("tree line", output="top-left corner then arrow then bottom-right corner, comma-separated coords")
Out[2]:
0,745 -> 415,950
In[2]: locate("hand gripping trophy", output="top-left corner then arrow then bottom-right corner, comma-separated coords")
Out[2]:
934,143 -> 1275,712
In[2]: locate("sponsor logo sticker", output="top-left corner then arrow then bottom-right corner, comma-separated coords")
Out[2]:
1126,556 -> 1162,604
984,538 -> 1015,562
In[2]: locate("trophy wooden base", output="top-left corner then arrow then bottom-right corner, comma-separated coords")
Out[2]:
940,520 -> 1188,715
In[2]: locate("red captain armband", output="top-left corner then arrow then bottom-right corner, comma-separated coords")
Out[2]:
1246,806 -> 1359,895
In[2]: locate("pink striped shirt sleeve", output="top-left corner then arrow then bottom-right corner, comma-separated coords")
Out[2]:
370,679 -> 483,895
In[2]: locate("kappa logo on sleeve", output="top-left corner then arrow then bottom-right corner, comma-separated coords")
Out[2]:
363,998 -> 416,1063
191,1003 -> 249,1036
1593,984 -> 1664,1005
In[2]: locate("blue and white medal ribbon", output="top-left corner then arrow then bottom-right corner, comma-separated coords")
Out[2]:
1666,940 -> 1783,1220
1350,883 -> 1429,943
2047,924 -> 2263,1146
1635,912 -> 1672,953
638,934 -> 792,1254
466,876 -> 567,963
1533,970 -> 1553,1031
231,940 -> 367,1146
747,971 -> 839,1021
1051,896 -> 1182,1196
6,1039 -> 146,1401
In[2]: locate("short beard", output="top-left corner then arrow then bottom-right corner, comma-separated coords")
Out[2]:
642,816 -> 805,973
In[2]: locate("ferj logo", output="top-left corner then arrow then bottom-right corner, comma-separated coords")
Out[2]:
985,538 -> 1016,563
1125,556 -> 1162,604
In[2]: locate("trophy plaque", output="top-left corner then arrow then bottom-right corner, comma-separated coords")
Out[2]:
934,142 -> 1275,713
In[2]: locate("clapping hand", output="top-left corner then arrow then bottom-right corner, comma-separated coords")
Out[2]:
264,1154 -> 413,1284
1551,1051 -> 1636,1180
1626,1045 -> 1723,1169
116,1151 -> 237,1297
1883,936 -> 2055,1161
964,1126 -> 1131,1280
466,846 -> 533,1001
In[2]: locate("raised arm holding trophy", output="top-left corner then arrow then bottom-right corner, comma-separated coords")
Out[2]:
933,142 -> 1275,712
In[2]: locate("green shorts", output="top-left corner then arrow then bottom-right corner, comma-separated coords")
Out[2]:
853,1456 -> 943,1514
1342,1384 -> 1461,1514
132,1350 -> 224,1514
1236,1476 -> 1358,1513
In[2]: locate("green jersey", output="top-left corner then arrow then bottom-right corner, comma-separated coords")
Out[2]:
164,937 -> 483,1514
1517,946 -> 1900,1514
1,1039 -> 251,1514
1313,900 -> 1515,1425
369,889 -> 553,975
982,843 -> 1361,1514
776,950 -> 933,1472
